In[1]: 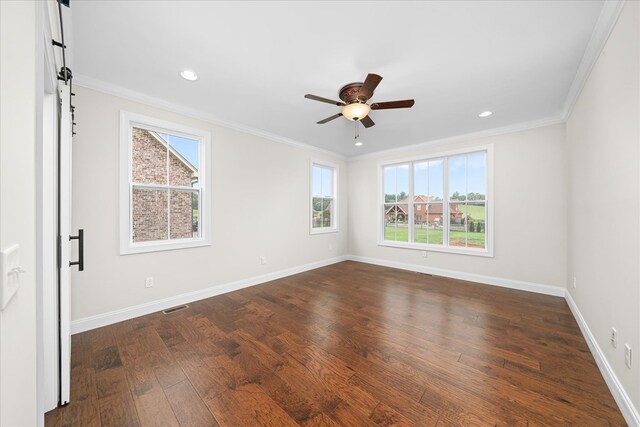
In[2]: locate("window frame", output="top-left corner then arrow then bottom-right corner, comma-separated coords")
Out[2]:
377,145 -> 493,257
309,160 -> 339,235
119,111 -> 211,255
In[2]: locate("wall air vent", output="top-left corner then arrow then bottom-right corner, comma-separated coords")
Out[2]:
162,305 -> 189,314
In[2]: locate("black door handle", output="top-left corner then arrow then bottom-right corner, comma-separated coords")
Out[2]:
69,229 -> 84,271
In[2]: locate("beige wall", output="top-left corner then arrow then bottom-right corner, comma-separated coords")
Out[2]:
71,86 -> 348,322
348,124 -> 568,290
566,1 -> 640,410
0,1 -> 39,425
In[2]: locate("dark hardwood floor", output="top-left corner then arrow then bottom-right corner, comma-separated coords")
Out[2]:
45,261 -> 626,426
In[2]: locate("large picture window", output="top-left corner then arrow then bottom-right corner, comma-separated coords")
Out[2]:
380,146 -> 492,256
310,161 -> 338,234
120,112 -> 211,254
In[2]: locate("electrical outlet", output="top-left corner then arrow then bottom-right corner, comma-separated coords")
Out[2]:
625,344 -> 632,369
573,276 -> 577,289
421,251 -> 428,258
610,328 -> 617,348
145,277 -> 153,288
260,256 -> 267,265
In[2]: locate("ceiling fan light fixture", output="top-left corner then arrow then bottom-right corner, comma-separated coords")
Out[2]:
355,141 -> 363,147
341,102 -> 371,121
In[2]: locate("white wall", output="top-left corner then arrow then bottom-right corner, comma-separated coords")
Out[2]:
566,0 -> 640,412
70,86 -> 348,323
0,1 -> 39,425
348,124 -> 567,291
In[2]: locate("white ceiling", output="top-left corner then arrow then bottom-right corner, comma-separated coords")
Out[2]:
70,1 -> 607,157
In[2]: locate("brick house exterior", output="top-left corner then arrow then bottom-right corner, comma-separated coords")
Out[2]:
131,128 -> 198,242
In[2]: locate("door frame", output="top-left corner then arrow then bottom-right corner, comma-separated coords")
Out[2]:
36,0 -> 64,416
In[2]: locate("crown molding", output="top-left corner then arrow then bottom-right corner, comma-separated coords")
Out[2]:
561,0 -> 625,121
73,74 -> 346,161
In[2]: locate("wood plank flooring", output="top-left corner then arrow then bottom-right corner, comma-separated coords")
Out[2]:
45,261 -> 626,426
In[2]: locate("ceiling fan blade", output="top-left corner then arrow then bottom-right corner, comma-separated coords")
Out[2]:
305,94 -> 345,106
357,73 -> 383,100
360,115 -> 375,128
317,113 -> 343,124
370,99 -> 415,110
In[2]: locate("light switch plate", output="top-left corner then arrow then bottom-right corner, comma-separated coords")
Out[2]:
1,244 -> 21,310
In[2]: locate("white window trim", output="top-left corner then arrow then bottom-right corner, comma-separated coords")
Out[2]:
377,144 -> 494,257
119,111 -> 212,255
310,159 -> 339,235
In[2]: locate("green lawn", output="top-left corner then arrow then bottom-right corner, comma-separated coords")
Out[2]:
385,225 -> 485,248
456,204 -> 486,220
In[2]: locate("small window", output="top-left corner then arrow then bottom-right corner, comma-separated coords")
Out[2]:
120,112 -> 211,254
380,146 -> 492,256
310,161 -> 338,234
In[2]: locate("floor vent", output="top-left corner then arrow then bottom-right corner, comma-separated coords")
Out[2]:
417,272 -> 434,277
163,305 -> 189,314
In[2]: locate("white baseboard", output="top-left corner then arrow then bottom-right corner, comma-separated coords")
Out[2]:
565,291 -> 640,427
70,255 -> 349,334
346,255 -> 565,297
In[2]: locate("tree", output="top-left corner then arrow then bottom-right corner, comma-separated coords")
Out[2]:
451,191 -> 466,201
385,192 -> 409,203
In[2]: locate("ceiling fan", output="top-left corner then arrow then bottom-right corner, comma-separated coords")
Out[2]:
304,73 -> 415,128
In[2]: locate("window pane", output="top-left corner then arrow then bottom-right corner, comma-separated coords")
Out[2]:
449,202 -> 466,247
322,198 -> 333,227
192,192 -> 200,238
414,204 -> 444,245
426,204 -> 444,245
396,164 -> 409,202
132,127 -> 167,185
165,133 -> 200,188
467,151 -> 486,201
312,197 -> 333,229
312,197 -> 323,228
132,188 -> 168,242
312,166 -> 323,198
449,155 -> 466,201
321,167 -> 333,198
413,203 -> 427,243
466,202 -> 486,248
384,204 -> 408,242
170,190 -> 198,239
414,162 -> 428,198
384,166 -> 397,202
428,159 -> 444,201
384,164 -> 409,203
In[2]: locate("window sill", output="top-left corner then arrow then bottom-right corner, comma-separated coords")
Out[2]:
120,238 -> 211,255
310,227 -> 339,235
378,240 -> 493,257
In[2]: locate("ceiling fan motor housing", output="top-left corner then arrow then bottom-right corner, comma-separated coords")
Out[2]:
339,82 -> 367,103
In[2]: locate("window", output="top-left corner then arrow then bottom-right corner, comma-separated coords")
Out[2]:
310,161 -> 338,234
120,111 -> 211,254
380,146 -> 492,256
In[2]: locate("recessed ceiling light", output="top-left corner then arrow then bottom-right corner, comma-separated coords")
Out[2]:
478,111 -> 493,118
180,70 -> 198,81
355,141 -> 363,147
